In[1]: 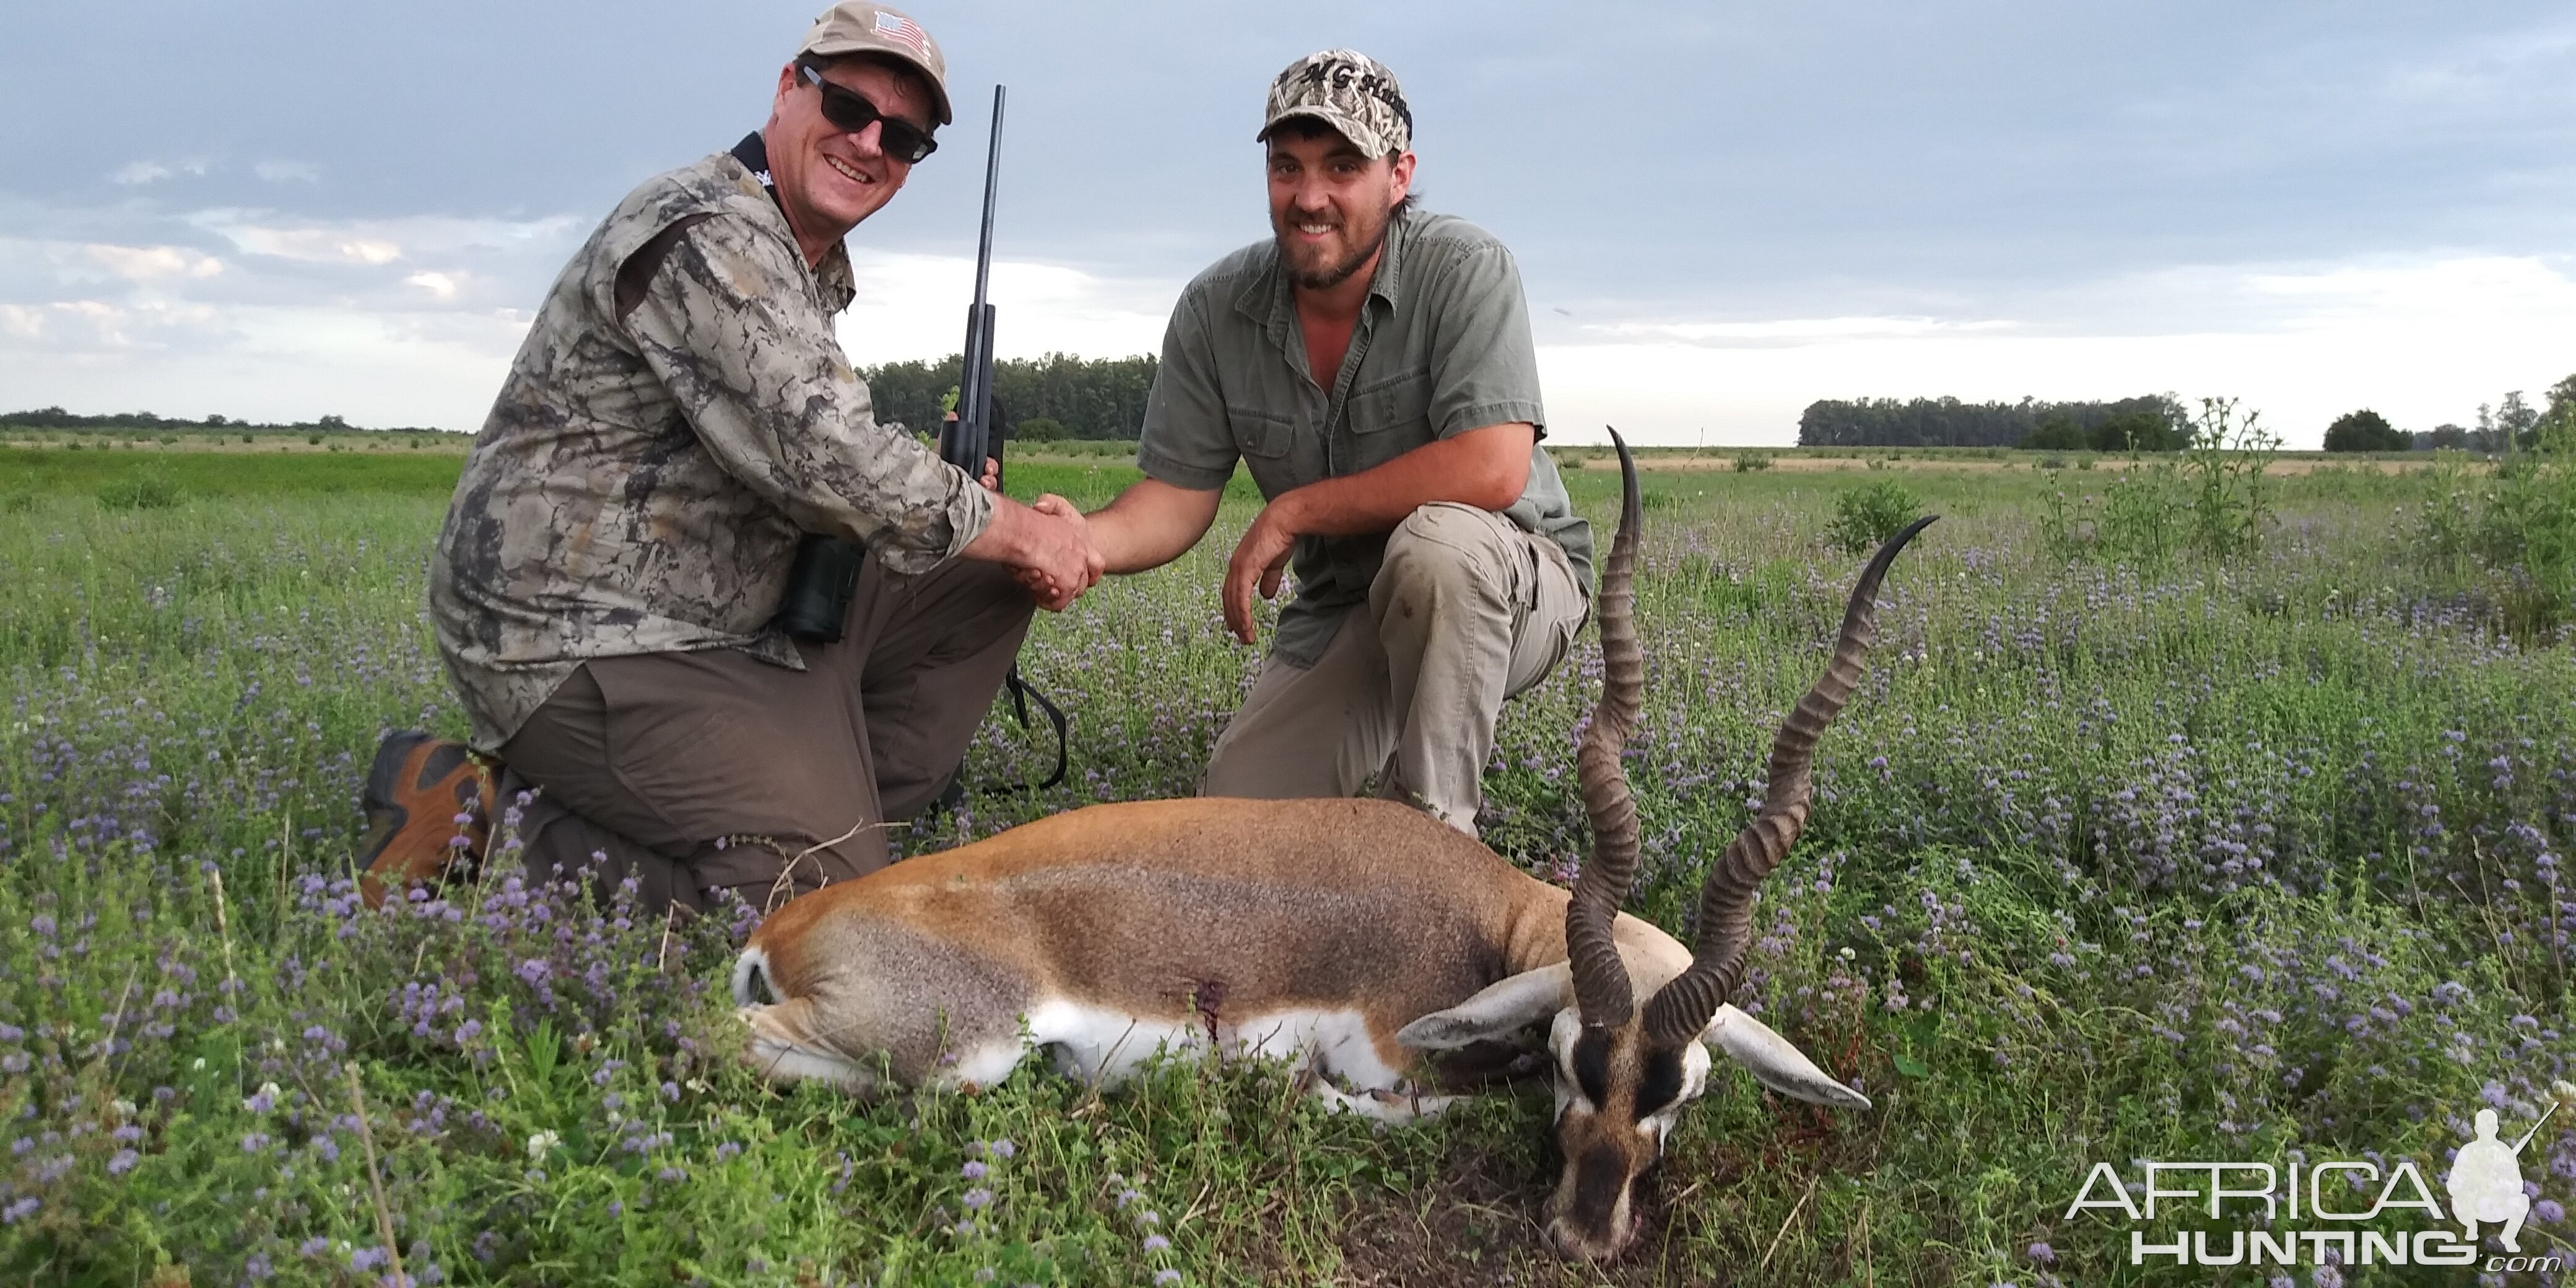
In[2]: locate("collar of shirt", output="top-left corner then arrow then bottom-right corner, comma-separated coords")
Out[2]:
1233,206 -> 1417,396
726,131 -> 858,313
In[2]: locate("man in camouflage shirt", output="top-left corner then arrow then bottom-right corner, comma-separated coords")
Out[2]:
1073,51 -> 1592,836
360,2 -> 1099,915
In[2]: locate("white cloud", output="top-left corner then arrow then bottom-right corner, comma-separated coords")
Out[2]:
0,304 -> 45,340
1538,255 -> 2576,448
225,226 -> 403,264
405,271 -> 460,298
108,159 -> 211,185
0,299 -> 138,348
187,211 -> 583,271
82,243 -> 224,282
253,160 -> 321,183
1590,316 -> 2017,346
0,301 -> 529,426
834,248 -> 1173,365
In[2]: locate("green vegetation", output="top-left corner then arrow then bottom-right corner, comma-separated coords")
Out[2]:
0,448 -> 477,500
2,446 -> 2572,1285
92,468 -> 183,512
2416,422 -> 2576,641
1798,394 -> 2183,450
2323,409 -> 2406,453
1822,479 -> 1923,554
863,354 -> 1160,441
2036,400 -> 2284,568
1,406 -> 458,438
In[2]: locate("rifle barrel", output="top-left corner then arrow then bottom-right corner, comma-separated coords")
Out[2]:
969,85 -> 1006,316
946,85 -> 1007,476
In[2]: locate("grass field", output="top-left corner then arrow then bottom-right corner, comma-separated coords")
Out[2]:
2,442 -> 2572,1286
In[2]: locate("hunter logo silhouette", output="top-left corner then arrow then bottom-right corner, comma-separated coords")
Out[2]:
2448,1100 -> 2558,1253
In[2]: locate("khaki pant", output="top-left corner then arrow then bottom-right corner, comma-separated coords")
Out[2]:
495,555 -> 1033,914
1201,502 -> 1588,833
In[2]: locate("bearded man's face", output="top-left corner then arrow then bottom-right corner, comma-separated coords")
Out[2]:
1264,126 -> 1414,290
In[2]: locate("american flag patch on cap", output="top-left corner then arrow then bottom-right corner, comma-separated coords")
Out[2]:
873,10 -> 929,56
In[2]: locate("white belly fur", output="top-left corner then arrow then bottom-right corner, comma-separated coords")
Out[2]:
736,986 -> 1409,1100
1024,998 -> 1403,1091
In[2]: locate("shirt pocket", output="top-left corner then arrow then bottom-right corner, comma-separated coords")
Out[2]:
1347,368 -> 1432,438
1226,405 -> 1295,458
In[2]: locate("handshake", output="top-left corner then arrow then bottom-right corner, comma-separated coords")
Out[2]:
954,458 -> 1103,614
999,492 -> 1103,612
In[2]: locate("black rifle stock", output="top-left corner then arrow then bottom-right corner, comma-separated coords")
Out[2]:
933,85 -> 1068,794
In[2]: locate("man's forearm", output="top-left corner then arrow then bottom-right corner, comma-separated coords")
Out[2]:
1087,477 -> 1222,575
1270,421 -> 1534,537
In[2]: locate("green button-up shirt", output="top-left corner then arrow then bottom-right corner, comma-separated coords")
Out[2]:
1137,207 -> 1593,666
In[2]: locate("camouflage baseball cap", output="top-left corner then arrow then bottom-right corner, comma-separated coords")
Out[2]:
796,1 -> 954,124
1259,49 -> 1412,157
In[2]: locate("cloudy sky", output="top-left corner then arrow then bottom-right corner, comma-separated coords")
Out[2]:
5,1 -> 2571,445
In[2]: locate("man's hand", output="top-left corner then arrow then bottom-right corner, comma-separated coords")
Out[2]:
1209,422 -> 1536,645
960,494 -> 1103,612
980,456 -> 1000,492
1014,494 -> 1103,610
1223,498 -> 1300,645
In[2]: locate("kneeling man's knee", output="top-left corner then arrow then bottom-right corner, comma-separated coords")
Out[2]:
1380,503 -> 1506,603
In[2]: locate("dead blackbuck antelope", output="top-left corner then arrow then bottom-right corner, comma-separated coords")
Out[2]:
734,435 -> 1933,1260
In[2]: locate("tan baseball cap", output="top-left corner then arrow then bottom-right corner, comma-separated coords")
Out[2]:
796,1 -> 954,125
1258,50 -> 1412,157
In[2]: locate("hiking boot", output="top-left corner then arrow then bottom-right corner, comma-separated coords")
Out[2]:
357,731 -> 497,908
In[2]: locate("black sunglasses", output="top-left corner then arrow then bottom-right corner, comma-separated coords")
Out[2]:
798,63 -> 938,163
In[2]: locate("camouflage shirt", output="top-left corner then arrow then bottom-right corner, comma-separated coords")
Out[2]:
431,136 -> 992,751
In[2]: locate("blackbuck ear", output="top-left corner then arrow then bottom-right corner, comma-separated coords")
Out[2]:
1396,964 -> 1573,1050
1700,1004 -> 1872,1109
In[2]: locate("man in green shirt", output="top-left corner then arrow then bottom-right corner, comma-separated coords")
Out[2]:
1075,50 -> 1593,835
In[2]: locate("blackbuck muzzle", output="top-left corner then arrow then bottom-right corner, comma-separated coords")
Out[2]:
733,434 -> 1933,1260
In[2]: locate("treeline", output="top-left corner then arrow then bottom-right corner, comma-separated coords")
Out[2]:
860,353 -> 1157,442
1798,396 -> 2189,450
1,407 -> 457,435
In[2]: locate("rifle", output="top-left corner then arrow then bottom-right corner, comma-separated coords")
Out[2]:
936,84 -> 1068,793
939,84 -> 1005,489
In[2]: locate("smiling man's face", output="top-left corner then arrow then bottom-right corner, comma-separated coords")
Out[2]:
765,56 -> 935,261
1265,123 -> 1415,292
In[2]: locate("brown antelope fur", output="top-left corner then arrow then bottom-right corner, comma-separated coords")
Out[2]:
733,433 -> 1927,1261
739,796 -> 1690,1094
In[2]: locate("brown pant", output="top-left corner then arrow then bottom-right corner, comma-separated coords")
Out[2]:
495,555 -> 1033,915
1201,503 -> 1588,833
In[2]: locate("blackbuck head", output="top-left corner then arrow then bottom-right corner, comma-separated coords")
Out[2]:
1398,435 -> 1934,1260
